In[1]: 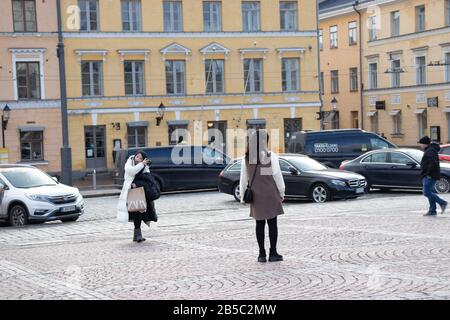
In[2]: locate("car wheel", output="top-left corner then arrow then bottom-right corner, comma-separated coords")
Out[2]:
435,177 -> 450,194
60,217 -> 79,223
310,183 -> 331,203
8,204 -> 28,227
232,183 -> 241,202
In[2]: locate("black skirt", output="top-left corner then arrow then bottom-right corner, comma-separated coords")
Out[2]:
128,172 -> 157,222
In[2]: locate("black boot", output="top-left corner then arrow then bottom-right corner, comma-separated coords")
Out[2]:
258,249 -> 267,263
150,211 -> 158,222
269,248 -> 283,262
133,229 -> 138,242
135,228 -> 146,243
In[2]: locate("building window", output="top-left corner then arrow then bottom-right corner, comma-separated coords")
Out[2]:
12,0 -> 37,32
320,71 -> 324,95
391,59 -> 401,88
349,67 -> 358,92
351,111 -> 359,128
331,112 -> 339,129
368,16 -> 377,41
418,111 -> 428,139
20,131 -> 43,161
282,58 -> 300,92
284,118 -> 302,149
16,62 -> 41,100
242,1 -> 260,32
330,25 -> 338,48
121,0 -> 141,31
81,61 -> 103,96
446,0 -> 450,26
246,120 -> 266,130
168,124 -> 188,145
330,70 -> 339,93
319,29 -> 323,50
391,11 -> 400,37
244,58 -> 263,93
392,111 -> 401,134
416,56 -> 426,85
203,1 -> 221,31
369,62 -> 378,89
79,0 -> 98,31
124,61 -> 144,96
128,126 -> 147,148
164,1 -> 183,32
348,21 -> 357,45
416,5 -> 425,32
280,1 -> 297,31
165,60 -> 185,95
205,59 -> 224,94
445,52 -> 450,83
370,114 -> 379,134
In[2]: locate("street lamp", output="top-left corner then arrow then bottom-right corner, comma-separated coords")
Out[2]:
2,105 -> 11,148
156,102 -> 166,126
331,97 -> 338,110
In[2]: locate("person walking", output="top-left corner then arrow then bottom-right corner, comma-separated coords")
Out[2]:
240,130 -> 285,263
117,150 -> 158,242
419,136 -> 448,216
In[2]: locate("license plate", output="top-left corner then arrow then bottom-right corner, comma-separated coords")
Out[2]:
61,206 -> 76,213
356,187 -> 364,194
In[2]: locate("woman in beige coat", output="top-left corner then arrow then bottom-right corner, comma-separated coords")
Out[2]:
240,130 -> 285,263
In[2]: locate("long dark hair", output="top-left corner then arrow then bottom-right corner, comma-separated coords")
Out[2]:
133,150 -> 148,163
245,129 -> 269,164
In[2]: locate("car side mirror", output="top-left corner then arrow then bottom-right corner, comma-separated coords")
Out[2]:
52,176 -> 59,182
407,162 -> 417,168
289,167 -> 299,176
0,183 -> 5,191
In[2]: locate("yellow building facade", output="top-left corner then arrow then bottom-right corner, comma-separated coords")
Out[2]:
320,0 -> 450,147
61,0 -> 321,175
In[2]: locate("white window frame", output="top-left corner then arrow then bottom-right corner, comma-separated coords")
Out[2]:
391,111 -> 402,134
319,29 -> 323,50
78,0 -> 99,32
391,10 -> 400,37
127,126 -> 147,148
391,59 -> 401,88
330,25 -> 338,48
446,0 -> 450,26
205,59 -> 225,94
282,58 -> 300,92
416,5 -> 425,32
81,60 -> 103,97
203,1 -> 222,32
280,1 -> 297,31
415,55 -> 426,85
124,60 -> 145,96
244,58 -> 263,93
445,50 -> 450,83
164,0 -> 183,32
11,49 -> 45,100
330,70 -> 339,93
418,110 -> 427,139
242,1 -> 260,32
369,62 -> 378,89
349,67 -> 358,92
121,0 -> 142,32
369,16 -> 377,40
348,21 -> 357,45
165,60 -> 185,95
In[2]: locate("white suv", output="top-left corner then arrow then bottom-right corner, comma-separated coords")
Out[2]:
0,165 -> 84,227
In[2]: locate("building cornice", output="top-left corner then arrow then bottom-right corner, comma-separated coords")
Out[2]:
368,26 -> 450,47
319,0 -> 399,20
363,83 -> 450,95
0,32 -> 57,37
62,31 -> 317,39
0,100 -> 60,109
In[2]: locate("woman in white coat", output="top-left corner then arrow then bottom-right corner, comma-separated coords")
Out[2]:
117,151 -> 156,242
240,130 -> 285,263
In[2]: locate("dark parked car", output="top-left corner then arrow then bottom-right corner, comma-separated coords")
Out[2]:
339,148 -> 450,193
286,129 -> 396,168
218,154 -> 367,203
439,144 -> 450,162
115,146 -> 230,191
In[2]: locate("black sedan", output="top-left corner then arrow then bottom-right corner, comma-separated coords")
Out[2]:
339,148 -> 450,193
218,154 -> 367,203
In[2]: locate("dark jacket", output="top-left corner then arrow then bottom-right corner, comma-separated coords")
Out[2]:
420,143 -> 441,180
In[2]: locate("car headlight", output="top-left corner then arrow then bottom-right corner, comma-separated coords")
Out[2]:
331,180 -> 347,187
26,194 -> 49,202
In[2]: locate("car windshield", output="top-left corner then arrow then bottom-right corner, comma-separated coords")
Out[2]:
402,149 -> 423,163
1,168 -> 57,188
287,157 -> 328,171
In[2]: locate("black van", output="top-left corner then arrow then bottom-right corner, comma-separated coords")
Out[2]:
286,129 -> 396,168
114,145 -> 230,191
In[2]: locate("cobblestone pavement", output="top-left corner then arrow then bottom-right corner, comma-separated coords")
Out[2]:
1,190 -> 450,300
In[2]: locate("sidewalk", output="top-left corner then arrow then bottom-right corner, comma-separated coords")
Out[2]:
73,173 -> 122,198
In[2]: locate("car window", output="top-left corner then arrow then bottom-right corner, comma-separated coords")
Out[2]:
441,147 -> 450,156
279,159 -> 292,172
362,152 -> 388,163
227,160 -> 242,172
390,152 -> 412,164
370,137 -> 389,150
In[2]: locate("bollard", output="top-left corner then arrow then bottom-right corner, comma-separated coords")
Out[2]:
93,169 -> 97,190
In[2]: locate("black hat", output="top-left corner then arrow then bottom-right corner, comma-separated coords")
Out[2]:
418,136 -> 431,145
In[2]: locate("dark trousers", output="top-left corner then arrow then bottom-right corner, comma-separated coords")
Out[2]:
255,217 -> 278,255
422,177 -> 447,213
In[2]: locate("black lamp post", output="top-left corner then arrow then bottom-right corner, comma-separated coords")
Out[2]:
156,102 -> 166,126
2,105 -> 11,148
